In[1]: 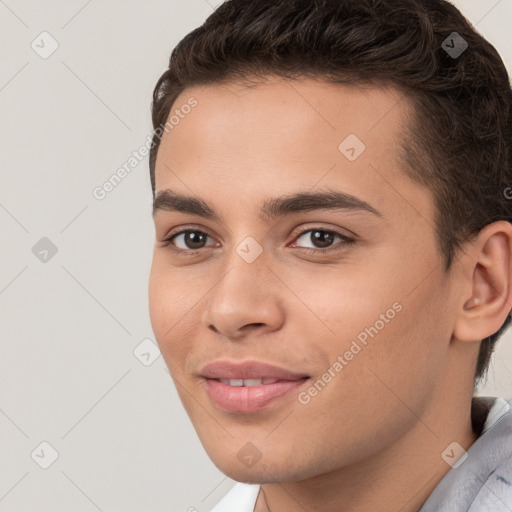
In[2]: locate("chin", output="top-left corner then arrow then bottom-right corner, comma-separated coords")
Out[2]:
208,450 -> 313,485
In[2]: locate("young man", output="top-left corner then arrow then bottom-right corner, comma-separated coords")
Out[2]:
147,0 -> 512,510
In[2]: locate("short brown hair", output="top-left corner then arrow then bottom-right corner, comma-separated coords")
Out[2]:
149,0 -> 512,385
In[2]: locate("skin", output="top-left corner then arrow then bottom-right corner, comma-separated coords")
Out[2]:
149,76 -> 512,512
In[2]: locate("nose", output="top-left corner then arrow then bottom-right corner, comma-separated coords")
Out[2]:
200,254 -> 285,341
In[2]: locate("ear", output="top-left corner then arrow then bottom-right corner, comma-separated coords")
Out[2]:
453,221 -> 512,342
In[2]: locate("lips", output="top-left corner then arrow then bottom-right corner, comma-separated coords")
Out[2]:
199,360 -> 310,381
199,360 -> 310,413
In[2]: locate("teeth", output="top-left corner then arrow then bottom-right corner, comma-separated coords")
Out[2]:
218,378 -> 280,386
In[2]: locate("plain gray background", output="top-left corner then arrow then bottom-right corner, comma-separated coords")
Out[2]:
1,1 -> 511,510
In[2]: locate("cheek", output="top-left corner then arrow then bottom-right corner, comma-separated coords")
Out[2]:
287,279 -> 448,452
149,253 -> 191,330
148,259 -> 190,363
148,262 -> 168,339
148,256 -> 215,378
300,255 -> 448,395
337,275 -> 450,408
290,264 -> 399,347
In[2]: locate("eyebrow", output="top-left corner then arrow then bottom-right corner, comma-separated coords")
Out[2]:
152,188 -> 382,220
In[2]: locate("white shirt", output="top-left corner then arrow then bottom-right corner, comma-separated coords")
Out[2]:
210,396 -> 512,512
210,481 -> 261,512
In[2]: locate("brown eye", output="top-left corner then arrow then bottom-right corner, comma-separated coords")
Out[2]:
291,228 -> 354,253
168,230 -> 215,250
309,230 -> 336,248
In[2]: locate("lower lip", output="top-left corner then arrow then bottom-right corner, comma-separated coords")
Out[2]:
204,378 -> 309,413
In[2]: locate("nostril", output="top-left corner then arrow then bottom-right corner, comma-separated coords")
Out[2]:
244,323 -> 264,330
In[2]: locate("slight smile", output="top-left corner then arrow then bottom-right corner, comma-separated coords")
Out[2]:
199,360 -> 311,413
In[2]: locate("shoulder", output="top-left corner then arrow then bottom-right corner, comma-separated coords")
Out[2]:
468,397 -> 512,511
467,456 -> 512,511
420,397 -> 512,512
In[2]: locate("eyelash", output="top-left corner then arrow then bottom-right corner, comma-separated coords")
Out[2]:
161,226 -> 355,257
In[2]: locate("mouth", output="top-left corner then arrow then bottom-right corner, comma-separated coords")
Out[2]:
216,378 -> 284,386
199,360 -> 311,413
199,359 -> 310,380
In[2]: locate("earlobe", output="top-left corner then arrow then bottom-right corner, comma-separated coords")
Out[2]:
453,221 -> 512,342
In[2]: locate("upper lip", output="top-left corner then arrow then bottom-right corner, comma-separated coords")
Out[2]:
199,360 -> 310,380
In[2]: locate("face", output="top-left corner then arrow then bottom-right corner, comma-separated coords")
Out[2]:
149,77 -> 460,483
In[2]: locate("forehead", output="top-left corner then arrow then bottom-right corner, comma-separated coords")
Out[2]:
159,77 -> 408,159
154,77 -> 434,227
